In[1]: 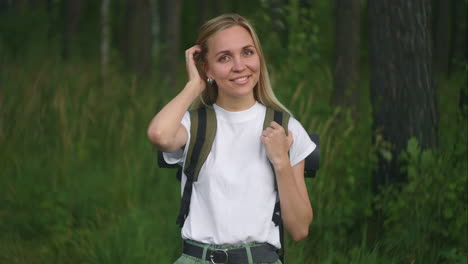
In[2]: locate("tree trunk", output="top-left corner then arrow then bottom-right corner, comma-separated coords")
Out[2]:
332,0 -> 360,115
451,1 -> 468,115
151,0 -> 160,59
434,0 -> 451,76
0,85 -> 3,141
0,0 -> 9,14
61,0 -> 82,61
46,0 -> 54,39
124,0 -> 152,78
29,0 -> 43,8
198,0 -> 212,27
368,0 -> 438,187
101,0 -> 110,82
214,0 -> 227,15
449,0 -> 467,74
163,0 -> 181,90
232,0 -> 240,13
270,0 -> 289,49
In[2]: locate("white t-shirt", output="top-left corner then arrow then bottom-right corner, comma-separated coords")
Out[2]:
163,101 -> 315,249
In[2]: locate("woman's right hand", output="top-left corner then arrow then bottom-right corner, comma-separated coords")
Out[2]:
185,45 -> 206,93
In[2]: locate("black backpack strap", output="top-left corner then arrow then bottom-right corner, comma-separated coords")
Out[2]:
176,106 -> 217,228
263,106 -> 290,193
157,150 -> 184,181
305,133 -> 320,178
263,106 -> 290,264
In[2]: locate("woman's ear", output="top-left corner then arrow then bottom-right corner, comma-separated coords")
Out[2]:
201,62 -> 209,80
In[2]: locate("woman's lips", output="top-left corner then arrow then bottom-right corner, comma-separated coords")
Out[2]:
231,75 -> 250,85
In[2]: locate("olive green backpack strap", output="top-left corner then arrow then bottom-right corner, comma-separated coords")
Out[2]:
176,105 -> 217,227
263,107 -> 290,135
184,105 -> 217,182
263,106 -> 290,264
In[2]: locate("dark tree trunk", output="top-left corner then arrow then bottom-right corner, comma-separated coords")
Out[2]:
198,0 -> 212,27
61,0 -> 82,61
158,0 -> 167,42
332,0 -> 360,115
0,83 -> 2,141
0,0 -> 10,14
368,0 -> 438,187
101,0 -> 110,83
434,0 -> 451,76
151,0 -> 161,58
28,0 -> 42,8
232,0 -> 240,13
46,0 -> 53,38
449,0 -> 467,74
124,0 -> 152,78
451,1 -> 468,115
213,0 -> 227,15
163,0 -> 181,90
270,0 -> 289,48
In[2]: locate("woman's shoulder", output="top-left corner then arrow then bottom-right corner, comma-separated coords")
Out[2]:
287,116 -> 313,145
288,115 -> 306,130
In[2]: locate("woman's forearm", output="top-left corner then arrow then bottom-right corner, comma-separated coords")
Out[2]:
147,81 -> 202,151
274,160 -> 313,241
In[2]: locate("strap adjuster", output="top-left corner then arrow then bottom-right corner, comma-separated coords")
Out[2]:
210,249 -> 228,264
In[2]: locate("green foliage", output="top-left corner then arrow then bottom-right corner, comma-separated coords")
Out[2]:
374,136 -> 467,263
368,72 -> 468,264
252,0 -> 336,124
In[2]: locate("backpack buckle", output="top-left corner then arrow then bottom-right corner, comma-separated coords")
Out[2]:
210,249 -> 228,264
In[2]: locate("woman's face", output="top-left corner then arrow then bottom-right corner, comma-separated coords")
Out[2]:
204,25 -> 260,100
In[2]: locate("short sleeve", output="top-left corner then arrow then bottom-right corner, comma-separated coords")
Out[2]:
288,117 -> 316,167
162,112 -> 191,166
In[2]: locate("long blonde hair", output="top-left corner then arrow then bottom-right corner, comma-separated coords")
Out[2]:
192,13 -> 291,114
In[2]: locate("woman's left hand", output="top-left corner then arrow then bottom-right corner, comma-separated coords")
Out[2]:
261,121 -> 293,167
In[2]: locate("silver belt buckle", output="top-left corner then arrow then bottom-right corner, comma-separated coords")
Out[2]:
210,248 -> 228,264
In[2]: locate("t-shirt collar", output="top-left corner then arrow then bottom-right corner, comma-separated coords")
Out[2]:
213,101 -> 263,123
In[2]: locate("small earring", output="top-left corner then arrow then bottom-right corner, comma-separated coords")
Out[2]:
207,77 -> 213,85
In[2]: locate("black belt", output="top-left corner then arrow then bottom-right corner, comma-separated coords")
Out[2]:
183,241 -> 279,264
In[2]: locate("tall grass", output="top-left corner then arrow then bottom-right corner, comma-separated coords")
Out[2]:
0,57 -> 182,263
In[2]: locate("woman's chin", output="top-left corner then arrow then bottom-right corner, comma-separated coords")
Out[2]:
230,83 -> 256,96
231,87 -> 255,99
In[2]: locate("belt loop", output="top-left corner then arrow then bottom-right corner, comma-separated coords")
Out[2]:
201,244 -> 209,262
245,245 -> 254,264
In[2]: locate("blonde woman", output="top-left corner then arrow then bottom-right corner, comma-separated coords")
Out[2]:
147,13 -> 315,264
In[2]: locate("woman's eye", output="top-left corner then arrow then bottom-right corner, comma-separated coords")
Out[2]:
218,55 -> 229,62
244,50 -> 254,56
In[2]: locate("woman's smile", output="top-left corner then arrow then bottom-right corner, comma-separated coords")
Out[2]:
230,75 -> 250,85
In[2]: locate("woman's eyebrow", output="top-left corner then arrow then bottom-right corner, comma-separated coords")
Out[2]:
214,45 -> 255,57
215,50 -> 231,56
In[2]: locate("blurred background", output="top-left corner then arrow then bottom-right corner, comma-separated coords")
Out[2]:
0,0 -> 467,263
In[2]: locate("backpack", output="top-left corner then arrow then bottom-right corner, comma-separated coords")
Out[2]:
157,105 -> 320,263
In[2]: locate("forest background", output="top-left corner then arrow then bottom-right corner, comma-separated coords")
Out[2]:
0,0 -> 467,263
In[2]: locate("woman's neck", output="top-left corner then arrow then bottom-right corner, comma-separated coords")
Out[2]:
215,94 -> 256,112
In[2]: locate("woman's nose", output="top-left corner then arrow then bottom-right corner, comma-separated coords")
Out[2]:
232,57 -> 246,72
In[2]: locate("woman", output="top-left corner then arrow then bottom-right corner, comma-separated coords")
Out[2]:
147,13 -> 315,264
